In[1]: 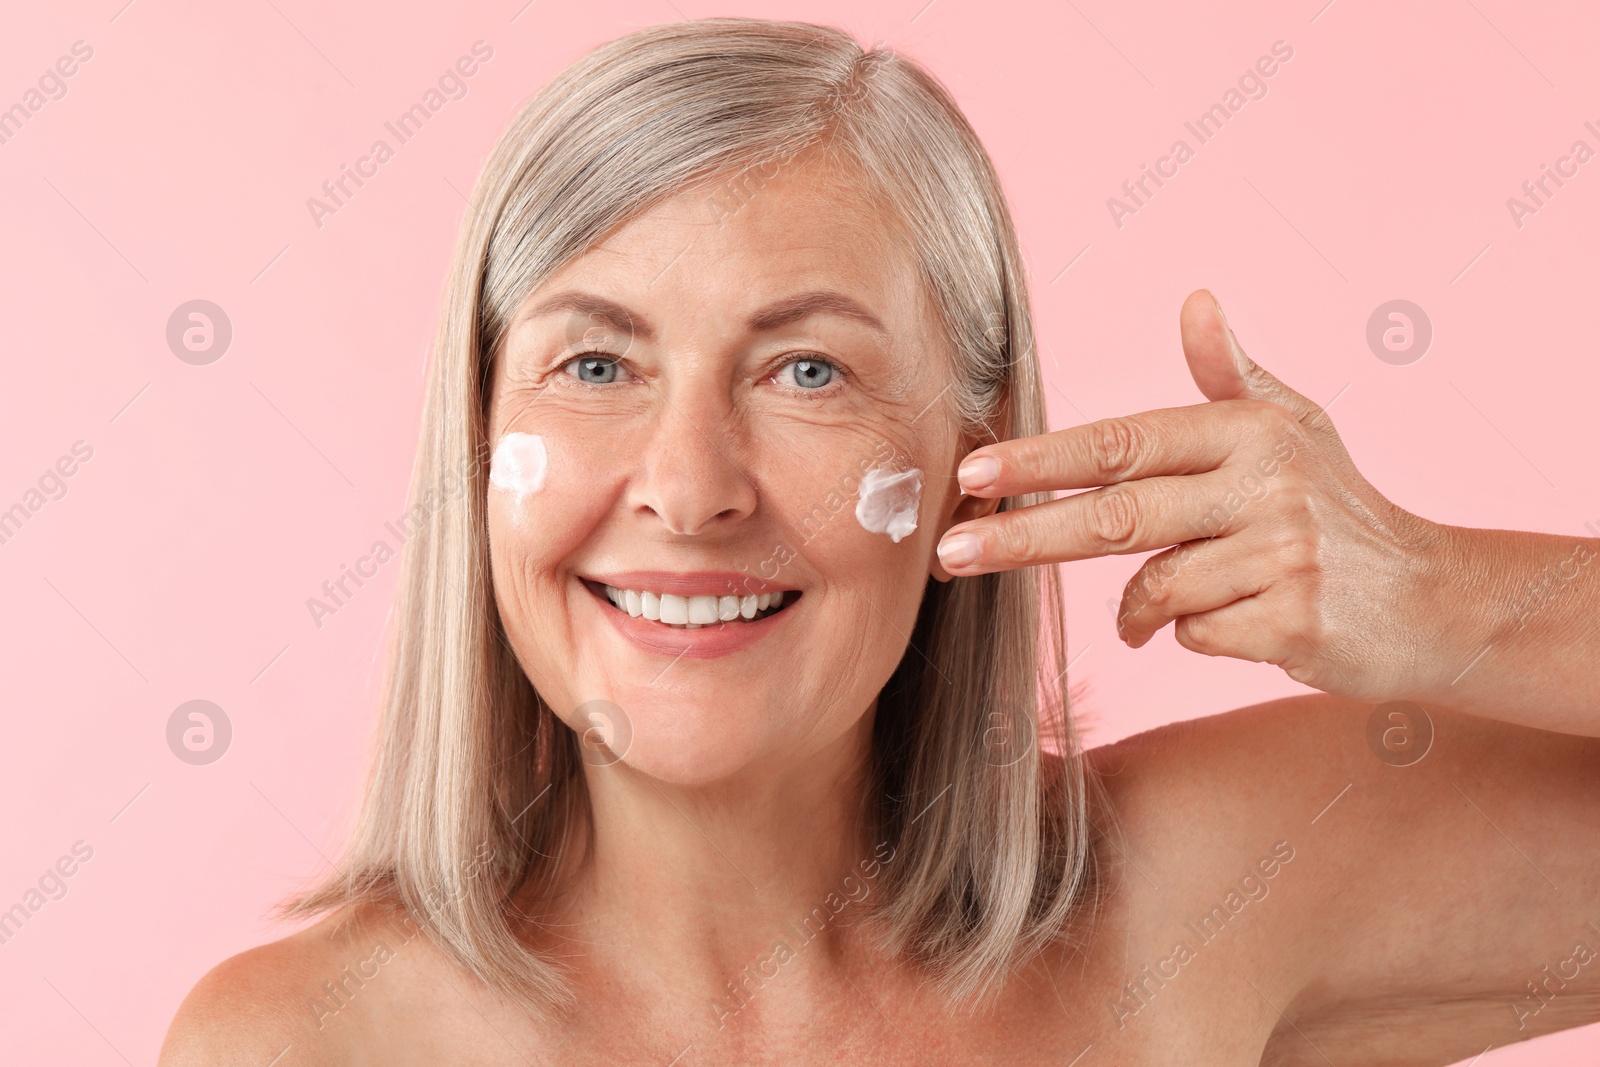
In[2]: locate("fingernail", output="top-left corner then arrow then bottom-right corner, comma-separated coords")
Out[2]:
1226,327 -> 1254,373
957,456 -> 999,491
1212,292 -> 1227,325
937,533 -> 980,570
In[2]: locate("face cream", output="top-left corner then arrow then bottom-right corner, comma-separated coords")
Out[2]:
855,467 -> 923,543
490,432 -> 547,504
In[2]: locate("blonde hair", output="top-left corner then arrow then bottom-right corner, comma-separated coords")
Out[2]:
288,16 -> 1101,1019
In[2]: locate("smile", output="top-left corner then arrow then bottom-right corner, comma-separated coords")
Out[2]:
579,573 -> 800,659
578,572 -> 799,635
594,583 -> 792,628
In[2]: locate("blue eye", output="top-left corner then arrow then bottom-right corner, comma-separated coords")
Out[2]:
564,356 -> 621,384
780,358 -> 837,389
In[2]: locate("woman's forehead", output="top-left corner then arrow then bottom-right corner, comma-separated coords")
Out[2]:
582,158 -> 908,273
546,158 -> 920,308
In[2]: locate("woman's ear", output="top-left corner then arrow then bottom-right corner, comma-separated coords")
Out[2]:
929,467 -> 1002,583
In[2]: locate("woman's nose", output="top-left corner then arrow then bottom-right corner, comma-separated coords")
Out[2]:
627,392 -> 757,536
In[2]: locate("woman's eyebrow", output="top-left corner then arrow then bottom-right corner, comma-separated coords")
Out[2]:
747,290 -> 890,339
523,292 -> 654,342
522,289 -> 890,343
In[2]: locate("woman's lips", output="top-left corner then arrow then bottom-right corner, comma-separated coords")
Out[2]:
579,575 -> 799,659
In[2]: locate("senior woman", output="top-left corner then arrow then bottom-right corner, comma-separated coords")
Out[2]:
162,18 -> 1600,1066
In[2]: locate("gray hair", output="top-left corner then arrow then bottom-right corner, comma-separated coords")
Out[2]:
288,15 -> 1101,1020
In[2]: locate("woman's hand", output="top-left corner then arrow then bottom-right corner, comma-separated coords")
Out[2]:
937,290 -> 1600,728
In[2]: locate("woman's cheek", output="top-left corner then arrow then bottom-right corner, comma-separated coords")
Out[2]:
753,427 -> 930,591
486,428 -> 612,573
486,427 -> 623,703
489,431 -> 548,513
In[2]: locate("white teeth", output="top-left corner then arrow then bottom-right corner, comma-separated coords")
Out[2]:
600,584 -> 790,627
659,593 -> 689,624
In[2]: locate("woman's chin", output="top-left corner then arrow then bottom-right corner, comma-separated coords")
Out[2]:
588,704 -> 797,786
598,739 -> 768,788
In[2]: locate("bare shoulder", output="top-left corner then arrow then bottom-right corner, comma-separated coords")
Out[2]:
1068,696 -> 1388,1015
1083,689 -> 1600,863
1083,693 -> 1367,858
158,903 -> 425,1067
1073,695 -> 1378,956
1076,694 -> 1600,1062
1077,690 -> 1484,919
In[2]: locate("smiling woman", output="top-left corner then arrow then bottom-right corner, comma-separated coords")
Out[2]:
419,14 -> 1092,1014
168,14 -> 1092,1052
160,15 -> 1600,1067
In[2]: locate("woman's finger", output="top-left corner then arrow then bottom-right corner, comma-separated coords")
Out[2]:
956,398 -> 1297,498
1171,594 -> 1305,673
938,465 -> 1284,574
1183,289 -> 1353,463
1116,529 -> 1292,647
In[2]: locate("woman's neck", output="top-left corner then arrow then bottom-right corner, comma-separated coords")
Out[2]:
528,704 -> 890,1017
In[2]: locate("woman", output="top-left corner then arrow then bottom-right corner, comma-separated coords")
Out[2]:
161,18 -> 1600,1065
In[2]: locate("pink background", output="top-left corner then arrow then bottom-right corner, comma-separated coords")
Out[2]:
2,0 -> 1596,1062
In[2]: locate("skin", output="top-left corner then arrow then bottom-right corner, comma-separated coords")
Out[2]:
939,294 -> 1600,736
159,153 -> 1600,1065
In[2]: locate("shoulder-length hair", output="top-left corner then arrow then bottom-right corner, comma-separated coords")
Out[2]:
288,16 -> 1101,1020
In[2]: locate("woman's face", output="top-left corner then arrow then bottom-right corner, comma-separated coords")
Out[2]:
486,153 -> 983,785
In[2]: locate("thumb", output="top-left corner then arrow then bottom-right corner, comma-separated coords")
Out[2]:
1180,289 -> 1327,428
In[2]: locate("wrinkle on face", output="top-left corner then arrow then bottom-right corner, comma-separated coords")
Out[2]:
482,148 -> 969,787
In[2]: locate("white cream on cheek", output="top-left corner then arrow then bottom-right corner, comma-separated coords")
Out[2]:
854,467 -> 923,543
490,432 -> 548,510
